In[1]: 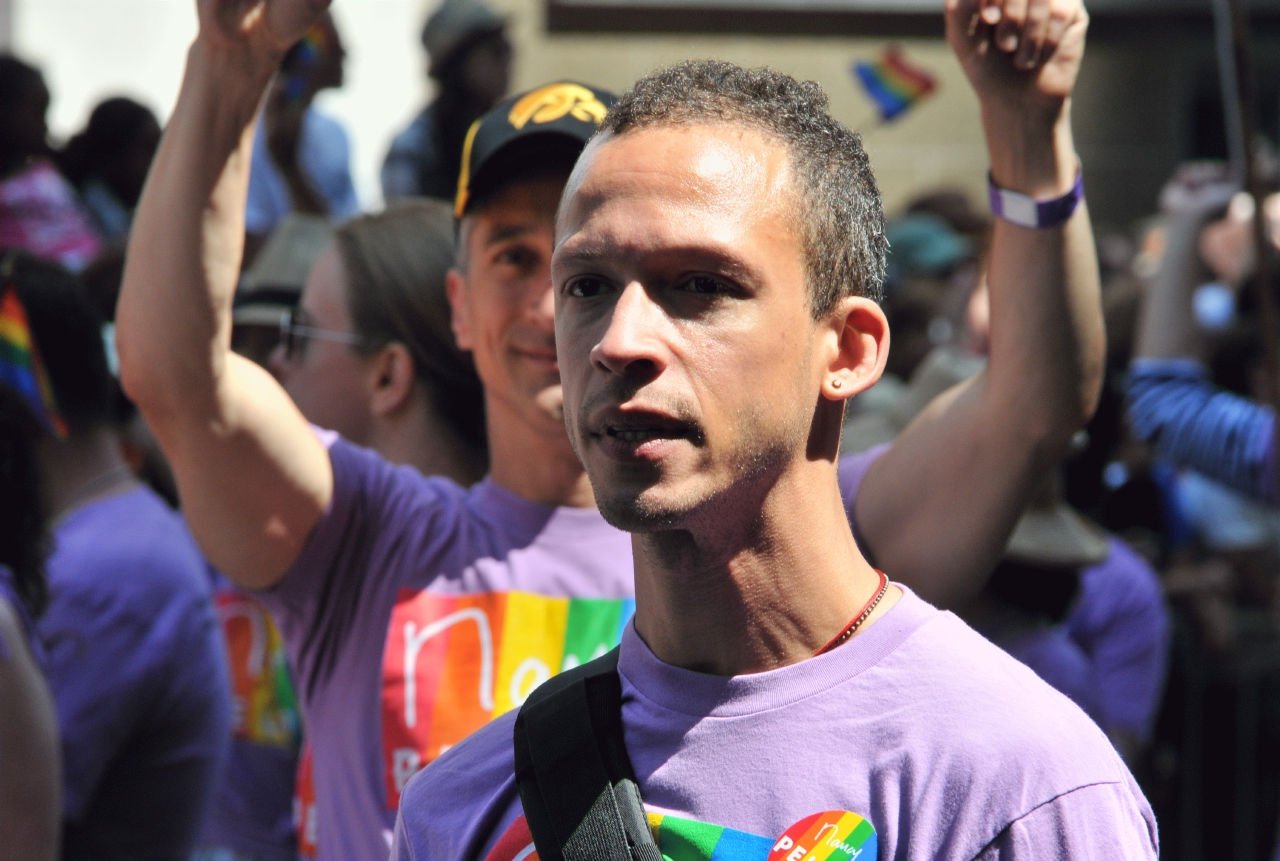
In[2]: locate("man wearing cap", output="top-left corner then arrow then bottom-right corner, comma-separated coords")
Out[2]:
382,0 -> 512,203
120,0 -> 1107,859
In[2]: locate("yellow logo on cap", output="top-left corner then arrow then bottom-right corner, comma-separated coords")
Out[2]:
508,84 -> 607,130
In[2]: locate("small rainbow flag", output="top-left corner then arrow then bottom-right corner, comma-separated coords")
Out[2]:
0,279 -> 67,437
853,46 -> 937,122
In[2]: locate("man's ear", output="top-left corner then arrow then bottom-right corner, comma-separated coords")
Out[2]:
446,268 -> 473,351
368,343 -> 417,418
821,296 -> 889,401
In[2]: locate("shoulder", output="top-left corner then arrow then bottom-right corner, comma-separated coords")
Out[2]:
388,110 -> 435,153
399,711 -> 521,860
304,107 -> 350,141
1083,538 -> 1161,600
327,434 -> 471,533
886,610 -> 1135,794
51,488 -> 207,595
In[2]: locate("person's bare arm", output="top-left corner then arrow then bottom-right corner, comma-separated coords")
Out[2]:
1135,164 -> 1238,361
0,600 -> 59,861
116,0 -> 333,590
855,0 -> 1104,608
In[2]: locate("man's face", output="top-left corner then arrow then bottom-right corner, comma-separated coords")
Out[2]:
450,174 -> 569,438
553,125 -> 846,531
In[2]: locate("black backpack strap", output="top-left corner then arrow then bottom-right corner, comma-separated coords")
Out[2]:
513,648 -> 662,861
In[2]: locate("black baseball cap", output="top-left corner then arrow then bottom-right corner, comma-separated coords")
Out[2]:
454,82 -> 617,218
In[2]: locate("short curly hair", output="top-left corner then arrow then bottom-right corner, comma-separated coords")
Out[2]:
601,60 -> 887,314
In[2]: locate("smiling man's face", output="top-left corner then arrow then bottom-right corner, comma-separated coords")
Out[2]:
451,173 -> 570,438
553,124 -> 832,531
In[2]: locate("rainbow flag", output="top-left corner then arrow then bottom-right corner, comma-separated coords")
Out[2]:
853,47 -> 936,122
0,282 -> 67,437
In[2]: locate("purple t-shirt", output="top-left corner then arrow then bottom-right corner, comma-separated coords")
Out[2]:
392,587 -> 1157,861
37,486 -> 232,861
261,434 -> 882,861
994,625 -> 1097,720
1063,538 -> 1170,742
199,571 -> 302,861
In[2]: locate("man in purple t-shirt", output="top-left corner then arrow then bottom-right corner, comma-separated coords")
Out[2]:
394,6 -> 1155,858
119,0 -> 1106,858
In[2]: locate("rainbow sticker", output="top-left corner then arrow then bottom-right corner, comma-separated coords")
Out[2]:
381,589 -> 634,808
770,811 -> 877,861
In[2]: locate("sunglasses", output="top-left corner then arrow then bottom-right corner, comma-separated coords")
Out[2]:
278,307 -> 364,362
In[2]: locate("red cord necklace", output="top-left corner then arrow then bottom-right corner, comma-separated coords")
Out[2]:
815,570 -> 890,656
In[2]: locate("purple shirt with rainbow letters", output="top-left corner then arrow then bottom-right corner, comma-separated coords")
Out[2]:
258,433 -> 884,861
392,588 -> 1157,861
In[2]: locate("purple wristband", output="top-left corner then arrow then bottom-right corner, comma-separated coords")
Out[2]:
988,168 -> 1084,229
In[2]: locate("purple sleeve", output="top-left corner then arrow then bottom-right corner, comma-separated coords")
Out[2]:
1064,539 -> 1170,742
1127,358 -> 1277,505
256,434 -> 466,698
838,445 -> 891,563
975,781 -> 1158,860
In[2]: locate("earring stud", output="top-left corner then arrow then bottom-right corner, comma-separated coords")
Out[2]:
832,379 -> 843,389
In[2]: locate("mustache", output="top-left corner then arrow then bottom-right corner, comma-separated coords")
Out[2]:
578,378 -> 704,438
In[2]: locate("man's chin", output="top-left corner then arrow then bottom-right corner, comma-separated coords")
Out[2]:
591,481 -> 694,534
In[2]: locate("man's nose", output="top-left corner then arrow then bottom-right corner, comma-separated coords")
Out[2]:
530,276 -> 556,329
590,283 -> 668,379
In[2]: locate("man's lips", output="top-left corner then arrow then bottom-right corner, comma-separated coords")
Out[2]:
588,408 -> 700,453
512,346 -> 558,367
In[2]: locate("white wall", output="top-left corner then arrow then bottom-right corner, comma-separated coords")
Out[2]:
11,0 -> 437,211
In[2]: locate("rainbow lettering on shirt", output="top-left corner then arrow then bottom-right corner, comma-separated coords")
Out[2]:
215,590 -> 301,748
381,589 -> 634,808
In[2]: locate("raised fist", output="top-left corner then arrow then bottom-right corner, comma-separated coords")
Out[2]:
945,0 -> 1088,118
197,0 -> 330,60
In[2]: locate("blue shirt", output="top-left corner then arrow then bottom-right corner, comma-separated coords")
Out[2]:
246,107 -> 360,235
39,486 -> 232,861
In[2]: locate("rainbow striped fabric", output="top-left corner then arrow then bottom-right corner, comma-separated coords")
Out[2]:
0,281 -> 66,437
853,47 -> 936,122
646,813 -> 774,860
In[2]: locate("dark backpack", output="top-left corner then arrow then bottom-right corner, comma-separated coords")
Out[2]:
513,648 -> 663,861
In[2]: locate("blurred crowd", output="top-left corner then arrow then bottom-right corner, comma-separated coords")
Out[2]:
3,0 -> 1280,859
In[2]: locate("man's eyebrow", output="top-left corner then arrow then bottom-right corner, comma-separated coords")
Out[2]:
556,241 -> 759,280
484,224 -> 538,245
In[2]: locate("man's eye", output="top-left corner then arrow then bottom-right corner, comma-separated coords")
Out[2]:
496,247 -> 537,269
678,275 -> 728,295
567,277 -> 609,298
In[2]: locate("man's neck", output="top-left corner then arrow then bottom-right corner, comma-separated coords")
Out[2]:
39,427 -> 138,521
485,396 -> 595,509
631,463 -> 899,677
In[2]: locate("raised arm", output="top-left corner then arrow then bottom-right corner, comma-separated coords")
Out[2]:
854,0 -> 1104,607
1126,166 -> 1277,502
115,0 -> 333,589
